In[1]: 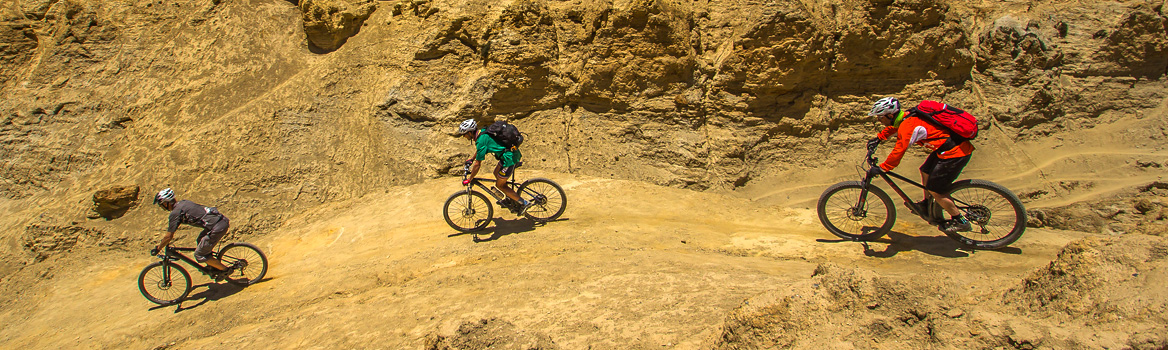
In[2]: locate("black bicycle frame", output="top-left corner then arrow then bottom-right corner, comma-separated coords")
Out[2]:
162,247 -> 216,277
467,178 -> 520,201
461,164 -> 530,202
865,170 -> 926,204
858,146 -> 976,222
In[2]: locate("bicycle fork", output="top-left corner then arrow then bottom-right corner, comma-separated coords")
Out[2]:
159,258 -> 175,288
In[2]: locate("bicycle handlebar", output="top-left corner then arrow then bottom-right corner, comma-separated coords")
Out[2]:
865,142 -> 880,169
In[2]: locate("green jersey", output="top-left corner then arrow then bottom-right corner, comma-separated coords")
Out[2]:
475,130 -> 522,167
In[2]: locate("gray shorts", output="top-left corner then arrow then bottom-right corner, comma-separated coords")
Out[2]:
194,217 -> 229,262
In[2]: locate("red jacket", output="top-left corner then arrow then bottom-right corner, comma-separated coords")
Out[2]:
877,116 -> 974,171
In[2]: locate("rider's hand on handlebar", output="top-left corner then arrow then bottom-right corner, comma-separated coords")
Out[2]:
866,165 -> 884,178
462,179 -> 471,185
149,247 -> 160,256
866,137 -> 881,150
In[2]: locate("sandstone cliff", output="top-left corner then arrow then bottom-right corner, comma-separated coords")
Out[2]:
0,0 -> 1166,348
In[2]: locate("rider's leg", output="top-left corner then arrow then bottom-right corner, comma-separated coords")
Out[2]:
930,190 -> 962,217
924,154 -> 972,219
205,258 -> 228,271
195,221 -> 231,271
494,163 -> 523,203
919,152 -> 941,202
920,171 -> 932,202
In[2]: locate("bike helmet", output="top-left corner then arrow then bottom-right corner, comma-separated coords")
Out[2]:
457,119 -> 478,135
868,97 -> 900,117
154,188 -> 175,205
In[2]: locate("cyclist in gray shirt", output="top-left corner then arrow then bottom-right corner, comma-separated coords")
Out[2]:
150,188 -> 231,274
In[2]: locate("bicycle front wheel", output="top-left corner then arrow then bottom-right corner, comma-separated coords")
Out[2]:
138,262 -> 192,305
817,181 -> 896,241
518,178 -> 566,222
443,190 -> 494,231
218,242 -> 268,285
945,179 -> 1027,249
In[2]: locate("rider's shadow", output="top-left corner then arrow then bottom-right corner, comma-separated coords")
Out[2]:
820,231 -> 1023,258
448,217 -> 570,242
151,282 -> 249,313
862,231 -> 971,258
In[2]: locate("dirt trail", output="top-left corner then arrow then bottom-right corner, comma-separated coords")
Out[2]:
0,171 -> 1090,349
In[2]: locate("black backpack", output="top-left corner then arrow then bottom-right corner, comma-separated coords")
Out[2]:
484,121 -> 524,149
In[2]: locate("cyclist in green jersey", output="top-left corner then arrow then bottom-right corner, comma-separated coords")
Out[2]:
456,119 -> 531,215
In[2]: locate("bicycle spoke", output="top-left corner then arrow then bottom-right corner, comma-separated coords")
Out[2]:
443,191 -> 494,231
455,195 -> 485,227
218,243 -> 268,285
518,179 -> 566,222
819,184 -> 893,241
946,180 -> 1026,248
139,263 -> 190,304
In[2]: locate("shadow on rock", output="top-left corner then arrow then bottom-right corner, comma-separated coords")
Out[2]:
817,231 -> 1022,258
148,280 -> 265,312
446,217 -> 570,242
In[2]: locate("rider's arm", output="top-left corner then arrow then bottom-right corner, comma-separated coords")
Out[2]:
157,207 -> 182,251
156,231 -> 175,252
467,160 -> 482,180
876,125 -> 897,140
467,133 -> 492,180
879,125 -> 921,171
474,134 -> 492,162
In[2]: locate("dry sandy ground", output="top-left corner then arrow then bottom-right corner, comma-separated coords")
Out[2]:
0,167 -> 1097,349
0,111 -> 1164,349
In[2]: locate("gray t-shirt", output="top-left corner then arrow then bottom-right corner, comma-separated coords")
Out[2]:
167,200 -> 224,232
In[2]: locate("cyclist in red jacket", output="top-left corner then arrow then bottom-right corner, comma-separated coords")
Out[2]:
867,97 -> 973,233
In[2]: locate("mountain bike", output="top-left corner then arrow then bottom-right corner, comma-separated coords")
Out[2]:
443,162 -> 567,232
816,141 -> 1026,249
137,242 -> 268,305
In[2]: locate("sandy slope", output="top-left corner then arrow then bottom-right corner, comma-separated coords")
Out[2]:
0,104 -> 1162,350
0,168 -> 1096,349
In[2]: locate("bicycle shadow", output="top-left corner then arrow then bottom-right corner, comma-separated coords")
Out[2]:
447,217 -> 570,242
149,278 -> 271,313
817,231 -> 1022,258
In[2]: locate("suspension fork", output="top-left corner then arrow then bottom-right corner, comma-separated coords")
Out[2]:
853,175 -> 879,215
161,250 -> 175,284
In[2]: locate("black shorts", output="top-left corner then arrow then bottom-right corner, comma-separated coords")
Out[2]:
194,217 -> 229,262
496,163 -> 517,178
920,152 -> 970,193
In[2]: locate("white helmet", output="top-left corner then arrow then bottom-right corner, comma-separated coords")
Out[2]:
154,188 -> 175,205
868,97 -> 900,117
457,119 -> 477,135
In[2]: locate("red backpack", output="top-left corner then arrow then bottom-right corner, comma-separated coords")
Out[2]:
909,100 -> 979,141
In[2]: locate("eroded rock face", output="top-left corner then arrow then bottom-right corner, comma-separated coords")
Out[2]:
299,0 -> 376,53
424,318 -> 558,350
714,240 -> 1168,350
89,184 -> 138,220
0,0 -> 1166,243
0,5 -> 37,88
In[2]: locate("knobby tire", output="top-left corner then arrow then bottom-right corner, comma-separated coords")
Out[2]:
218,242 -> 268,285
138,262 -> 192,305
817,181 -> 896,241
518,178 -> 566,222
443,190 -> 494,231
943,179 -> 1027,249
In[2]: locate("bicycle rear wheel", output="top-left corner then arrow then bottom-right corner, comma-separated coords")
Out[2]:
218,242 -> 268,285
443,190 -> 494,231
138,262 -> 192,305
817,181 -> 896,241
944,179 -> 1026,249
518,178 -> 566,222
